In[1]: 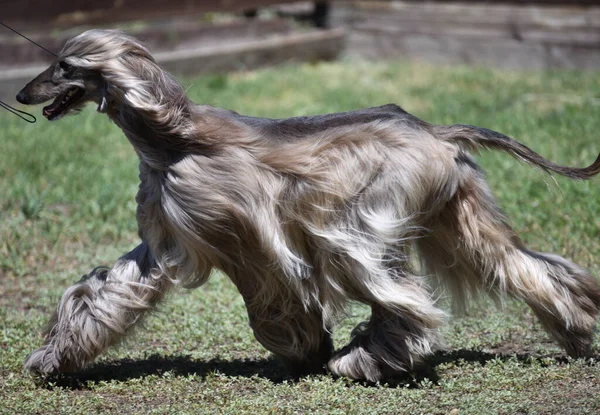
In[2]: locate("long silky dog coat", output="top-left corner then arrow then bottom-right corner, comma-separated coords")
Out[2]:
16,30 -> 600,381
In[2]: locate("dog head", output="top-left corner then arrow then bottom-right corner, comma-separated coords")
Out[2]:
16,29 -> 156,121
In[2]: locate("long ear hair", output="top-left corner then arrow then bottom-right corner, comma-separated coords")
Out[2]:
61,29 -> 191,134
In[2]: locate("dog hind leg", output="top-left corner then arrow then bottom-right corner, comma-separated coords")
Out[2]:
24,242 -> 171,376
327,268 -> 445,382
418,168 -> 600,357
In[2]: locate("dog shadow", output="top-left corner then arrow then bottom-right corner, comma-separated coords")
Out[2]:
40,355 -> 290,389
39,348 -> 597,390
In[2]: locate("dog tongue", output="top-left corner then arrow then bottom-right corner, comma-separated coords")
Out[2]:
43,96 -> 62,118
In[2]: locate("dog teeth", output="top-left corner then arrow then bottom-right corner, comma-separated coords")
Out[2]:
61,89 -> 77,105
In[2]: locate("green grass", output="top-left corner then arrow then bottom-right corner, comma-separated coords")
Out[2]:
1,60 -> 600,414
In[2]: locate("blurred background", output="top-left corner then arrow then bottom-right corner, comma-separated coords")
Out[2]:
1,0 -> 599,101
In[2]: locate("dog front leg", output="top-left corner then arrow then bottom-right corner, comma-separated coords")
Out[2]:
24,242 -> 170,376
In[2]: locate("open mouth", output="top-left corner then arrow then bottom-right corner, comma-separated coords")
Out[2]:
42,87 -> 85,120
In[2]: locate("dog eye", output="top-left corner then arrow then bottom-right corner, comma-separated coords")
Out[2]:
59,61 -> 72,72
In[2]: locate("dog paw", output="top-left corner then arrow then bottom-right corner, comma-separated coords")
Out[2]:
23,341 -> 83,377
24,344 -> 63,376
327,345 -> 382,382
554,327 -> 594,359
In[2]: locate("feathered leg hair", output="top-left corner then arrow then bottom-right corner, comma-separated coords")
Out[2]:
25,243 -> 171,375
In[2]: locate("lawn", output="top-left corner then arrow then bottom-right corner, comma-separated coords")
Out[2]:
1,60 -> 599,414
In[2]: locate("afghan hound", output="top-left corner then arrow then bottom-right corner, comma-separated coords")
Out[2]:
16,29 -> 600,382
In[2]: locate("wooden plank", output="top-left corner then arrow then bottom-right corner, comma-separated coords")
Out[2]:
345,30 -> 600,69
334,1 -> 600,49
158,27 -> 345,74
353,22 -> 600,47
342,1 -> 600,29
0,19 -> 292,69
334,1 -> 600,69
2,0 -> 302,28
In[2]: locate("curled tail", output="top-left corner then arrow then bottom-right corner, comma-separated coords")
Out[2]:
435,124 -> 600,180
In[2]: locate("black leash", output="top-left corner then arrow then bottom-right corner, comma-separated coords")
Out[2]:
0,21 -> 58,57
0,21 -> 58,123
0,100 -> 37,123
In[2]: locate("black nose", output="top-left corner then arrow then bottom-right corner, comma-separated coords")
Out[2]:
16,90 -> 29,104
